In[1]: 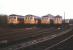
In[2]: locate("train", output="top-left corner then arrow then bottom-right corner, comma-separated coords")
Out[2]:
0,14 -> 71,28
7,14 -> 63,27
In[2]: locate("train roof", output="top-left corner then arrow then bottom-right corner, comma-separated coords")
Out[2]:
55,15 -> 62,18
42,14 -> 54,19
9,14 -> 18,16
42,14 -> 54,17
9,14 -> 24,18
25,14 -> 36,17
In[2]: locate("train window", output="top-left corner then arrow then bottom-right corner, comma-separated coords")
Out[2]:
9,16 -> 16,19
42,17 -> 45,20
43,17 -> 48,20
9,17 -> 13,19
25,17 -> 27,20
25,17 -> 32,20
28,17 -> 30,20
30,17 -> 32,19
25,17 -> 28,20
41,17 -> 44,20
26,17 -> 29,20
13,17 -> 16,19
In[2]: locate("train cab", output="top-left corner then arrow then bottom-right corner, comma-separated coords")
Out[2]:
41,14 -> 54,24
8,14 -> 24,25
53,15 -> 62,25
8,14 -> 19,24
24,14 -> 38,24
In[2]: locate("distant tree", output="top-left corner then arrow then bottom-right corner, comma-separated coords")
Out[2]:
0,14 -> 8,27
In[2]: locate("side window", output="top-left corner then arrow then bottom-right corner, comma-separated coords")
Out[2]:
42,17 -> 44,20
42,17 -> 43,20
43,17 -> 45,20
13,17 -> 16,19
30,17 -> 32,19
25,17 -> 28,20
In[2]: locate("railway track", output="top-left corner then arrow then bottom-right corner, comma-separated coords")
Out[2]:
19,28 -> 73,50
0,27 -> 55,47
50,32 -> 73,50
0,28 -> 40,36
0,27 -> 71,50
0,28 -> 51,41
45,28 -> 73,50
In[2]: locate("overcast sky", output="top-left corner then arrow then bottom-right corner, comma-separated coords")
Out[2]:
0,0 -> 73,19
